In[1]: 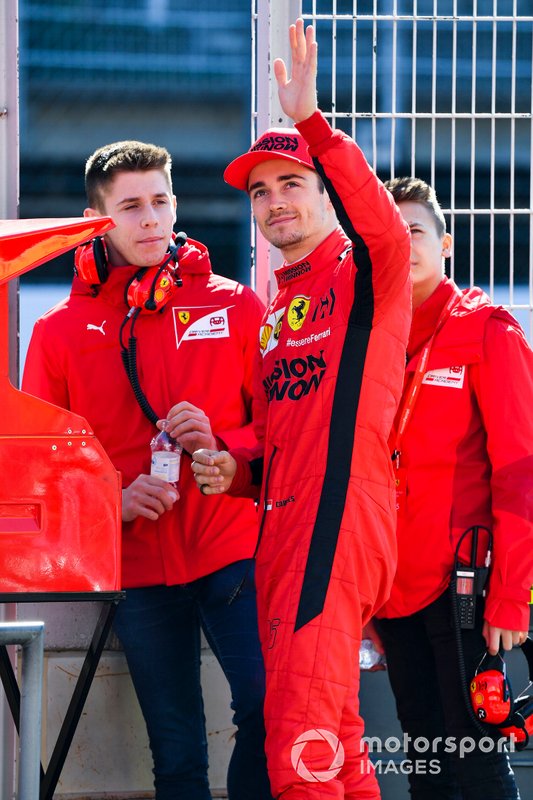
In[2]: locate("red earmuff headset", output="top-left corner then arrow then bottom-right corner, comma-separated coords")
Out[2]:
470,637 -> 533,749
74,231 -> 187,313
74,236 -> 110,285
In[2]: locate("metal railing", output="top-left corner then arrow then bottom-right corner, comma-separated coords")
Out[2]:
0,621 -> 44,800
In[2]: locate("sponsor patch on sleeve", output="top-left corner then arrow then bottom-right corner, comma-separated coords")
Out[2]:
259,307 -> 285,356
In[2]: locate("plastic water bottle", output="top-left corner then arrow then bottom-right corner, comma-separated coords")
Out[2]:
150,421 -> 182,488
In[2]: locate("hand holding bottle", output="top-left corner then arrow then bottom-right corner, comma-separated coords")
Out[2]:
151,420 -> 183,487
160,401 -> 217,455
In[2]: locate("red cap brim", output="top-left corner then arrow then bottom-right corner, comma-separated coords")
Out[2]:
224,136 -> 315,192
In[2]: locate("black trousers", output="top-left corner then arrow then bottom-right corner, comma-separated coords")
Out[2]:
375,588 -> 520,800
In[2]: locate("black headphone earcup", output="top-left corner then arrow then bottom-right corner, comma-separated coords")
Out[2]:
91,237 -> 108,283
514,695 -> 533,721
499,695 -> 533,750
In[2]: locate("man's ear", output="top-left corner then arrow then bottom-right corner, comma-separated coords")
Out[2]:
84,207 -> 100,219
442,232 -> 453,259
172,195 -> 177,225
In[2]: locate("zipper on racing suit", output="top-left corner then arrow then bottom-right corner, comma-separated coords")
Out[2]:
228,445 -> 278,604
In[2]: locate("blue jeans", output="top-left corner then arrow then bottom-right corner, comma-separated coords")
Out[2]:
113,560 -> 272,800
375,588 -> 520,800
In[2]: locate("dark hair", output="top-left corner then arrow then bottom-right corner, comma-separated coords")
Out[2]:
85,140 -> 173,210
384,176 -> 446,237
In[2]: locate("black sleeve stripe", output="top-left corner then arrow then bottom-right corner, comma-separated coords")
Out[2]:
313,155 -> 374,329
294,156 -> 375,631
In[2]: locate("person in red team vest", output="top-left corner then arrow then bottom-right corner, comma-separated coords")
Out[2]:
373,176 -> 533,800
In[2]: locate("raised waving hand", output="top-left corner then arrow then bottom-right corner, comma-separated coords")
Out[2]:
273,18 -> 318,124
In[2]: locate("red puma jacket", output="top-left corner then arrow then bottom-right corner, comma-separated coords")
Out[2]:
378,277 -> 533,631
22,239 -> 265,587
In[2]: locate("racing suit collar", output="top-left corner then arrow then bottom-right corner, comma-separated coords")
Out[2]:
274,227 -> 350,288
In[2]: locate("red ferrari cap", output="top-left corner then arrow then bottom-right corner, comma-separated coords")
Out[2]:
224,127 -> 315,191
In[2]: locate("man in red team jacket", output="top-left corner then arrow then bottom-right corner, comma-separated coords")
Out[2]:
373,176 -> 533,799
192,20 -> 411,799
22,140 -> 272,800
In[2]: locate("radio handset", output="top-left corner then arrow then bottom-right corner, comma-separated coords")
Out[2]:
453,525 -> 492,629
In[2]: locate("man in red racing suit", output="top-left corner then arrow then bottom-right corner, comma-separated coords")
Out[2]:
191,20 -> 411,799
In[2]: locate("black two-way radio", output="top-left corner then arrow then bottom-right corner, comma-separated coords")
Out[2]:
453,525 -> 492,629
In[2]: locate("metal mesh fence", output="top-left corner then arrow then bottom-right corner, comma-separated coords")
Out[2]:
16,1 -> 533,338
254,1 -> 533,339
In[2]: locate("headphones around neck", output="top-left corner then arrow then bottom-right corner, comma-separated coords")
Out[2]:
470,637 -> 533,749
74,231 -> 187,313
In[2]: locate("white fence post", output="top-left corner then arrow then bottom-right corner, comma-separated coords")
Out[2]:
0,1 -> 19,797
253,0 -> 301,304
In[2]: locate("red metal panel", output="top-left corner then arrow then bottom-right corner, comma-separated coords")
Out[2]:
0,435 -> 121,592
0,217 -> 114,284
0,217 -> 122,592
